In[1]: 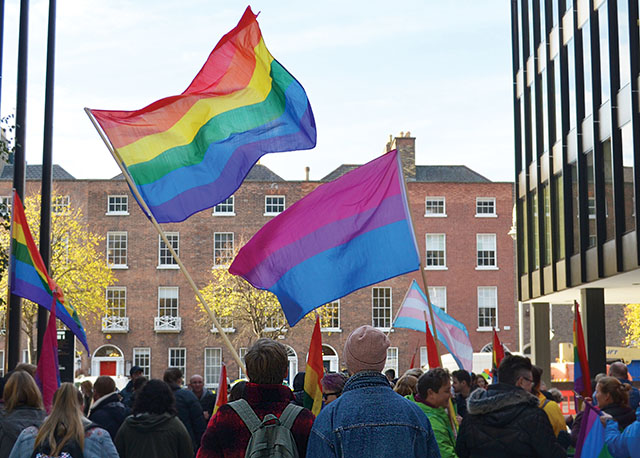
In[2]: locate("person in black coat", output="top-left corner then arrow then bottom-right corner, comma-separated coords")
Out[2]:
88,375 -> 129,440
456,355 -> 566,458
164,367 -> 206,453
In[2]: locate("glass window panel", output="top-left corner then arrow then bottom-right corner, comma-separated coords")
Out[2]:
204,348 -> 222,388
570,162 -> 580,255
587,151 -> 596,247
107,195 -> 128,214
159,233 -> 179,267
425,197 -> 446,216
133,348 -> 151,378
478,287 -> 498,329
168,348 -> 186,377
213,196 -> 235,215
427,287 -> 446,312
425,234 -> 446,267
544,185 -> 552,266
106,232 -> 127,267
554,174 -> 565,259
599,6 -> 611,102
567,39 -> 577,130
619,1 -> 630,88
106,287 -> 126,317
372,287 -> 392,329
622,124 -> 636,232
532,192 -> 540,269
158,287 -> 179,317
583,22 -> 593,118
214,233 -> 234,266
602,140 -> 615,241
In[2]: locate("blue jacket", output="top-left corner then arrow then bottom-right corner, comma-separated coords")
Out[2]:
306,371 -> 441,458
171,385 -> 206,451
604,418 -> 640,458
88,392 -> 129,440
8,420 -> 118,458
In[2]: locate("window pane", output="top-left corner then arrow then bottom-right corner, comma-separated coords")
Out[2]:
214,233 -> 234,266
621,125 -> 636,233
477,234 -> 497,267
106,287 -> 126,317
158,287 -> 179,317
372,287 -> 392,329
168,348 -> 186,376
425,197 -> 445,215
478,287 -> 498,328
214,196 -> 235,214
319,300 -> 340,329
159,233 -> 179,266
107,232 -> 127,266
265,196 -> 285,214
425,234 -> 446,267
108,195 -> 128,214
133,348 -> 151,378
204,348 -> 222,388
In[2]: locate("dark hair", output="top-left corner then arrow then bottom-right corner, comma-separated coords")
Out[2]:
163,368 -> 183,385
384,369 -> 396,379
293,372 -> 306,392
133,376 -> 148,391
244,339 -> 288,384
498,355 -> 533,386
531,365 -> 544,394
93,376 -> 116,398
452,370 -> 471,386
417,368 -> 450,399
229,381 -> 246,402
133,379 -> 177,415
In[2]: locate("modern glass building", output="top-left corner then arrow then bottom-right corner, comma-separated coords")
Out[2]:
511,0 -> 640,377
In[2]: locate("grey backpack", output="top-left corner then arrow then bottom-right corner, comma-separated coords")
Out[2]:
228,399 -> 303,458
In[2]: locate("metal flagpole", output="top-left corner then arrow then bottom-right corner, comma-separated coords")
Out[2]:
84,108 -> 246,374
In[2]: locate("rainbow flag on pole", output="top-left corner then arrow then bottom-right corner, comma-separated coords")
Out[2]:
574,301 -> 592,402
303,316 -> 323,416
35,302 -> 60,413
9,191 -> 89,351
393,280 -> 473,371
88,6 -> 316,223
230,150 -> 420,325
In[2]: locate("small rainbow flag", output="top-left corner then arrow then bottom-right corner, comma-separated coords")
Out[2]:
35,301 -> 60,413
574,301 -> 592,402
303,316 -> 323,416
492,329 -> 504,369
89,6 -> 316,223
213,362 -> 228,416
9,191 -> 89,351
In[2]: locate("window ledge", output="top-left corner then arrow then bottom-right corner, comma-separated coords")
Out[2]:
212,213 -> 236,217
477,327 -> 499,332
264,212 -> 283,217
105,212 -> 130,216
424,266 -> 448,270
424,214 -> 447,218
475,214 -> 498,218
321,328 -> 342,333
374,327 -> 393,332
109,265 -> 128,270
476,266 -> 499,271
212,264 -> 230,270
211,327 -> 236,334
263,327 -> 288,333
157,265 -> 180,270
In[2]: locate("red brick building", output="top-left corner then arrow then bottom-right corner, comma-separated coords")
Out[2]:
0,134 -> 515,386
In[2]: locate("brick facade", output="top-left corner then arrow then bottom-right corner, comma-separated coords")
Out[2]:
0,136 -> 516,383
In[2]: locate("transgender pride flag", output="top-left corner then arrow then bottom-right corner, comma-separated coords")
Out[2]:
394,280 -> 473,371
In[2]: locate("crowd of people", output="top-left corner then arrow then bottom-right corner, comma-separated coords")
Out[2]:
0,326 -> 639,457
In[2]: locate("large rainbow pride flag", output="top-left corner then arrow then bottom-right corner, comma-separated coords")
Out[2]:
303,316 -> 323,416
89,6 -> 316,223
574,301 -> 592,403
10,191 -> 89,351
230,150 -> 420,325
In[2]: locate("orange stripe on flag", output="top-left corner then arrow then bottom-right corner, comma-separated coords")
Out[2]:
303,316 -> 324,416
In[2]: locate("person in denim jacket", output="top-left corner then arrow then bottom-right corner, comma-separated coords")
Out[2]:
306,325 -> 441,458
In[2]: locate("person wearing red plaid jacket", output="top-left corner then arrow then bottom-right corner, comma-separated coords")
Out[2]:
196,339 -> 315,458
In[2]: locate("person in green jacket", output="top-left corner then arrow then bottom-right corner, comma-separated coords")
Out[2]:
407,368 -> 458,458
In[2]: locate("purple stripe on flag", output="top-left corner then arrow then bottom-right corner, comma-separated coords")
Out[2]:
244,194 -> 406,288
231,150 -> 403,275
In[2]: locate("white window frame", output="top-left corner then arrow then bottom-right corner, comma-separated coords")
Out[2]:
477,286 -> 498,331
264,195 -> 285,216
263,313 -> 286,333
168,348 -> 187,377
476,197 -> 497,217
211,315 -> 235,333
106,287 -> 127,317
320,300 -> 341,332
476,234 -> 498,270
158,233 -> 180,269
213,196 -> 235,216
213,232 -> 234,267
238,347 -> 248,379
106,231 -> 128,269
372,287 -> 392,331
425,234 -> 447,270
425,196 -> 446,217
204,348 -> 223,389
0,195 -> 12,216
133,347 -> 151,378
383,347 -> 399,376
427,286 -> 447,312
22,349 -> 30,363
52,195 -> 70,214
0,350 -> 5,376
158,287 -> 179,318
107,195 -> 129,215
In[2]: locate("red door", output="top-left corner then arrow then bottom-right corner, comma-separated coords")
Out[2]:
100,361 -> 116,376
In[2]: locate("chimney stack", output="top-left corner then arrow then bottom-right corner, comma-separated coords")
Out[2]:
305,166 -> 310,181
386,131 -> 415,180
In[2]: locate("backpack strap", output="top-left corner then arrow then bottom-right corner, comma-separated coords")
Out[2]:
278,404 -> 304,430
228,399 -> 262,433
541,399 -> 550,408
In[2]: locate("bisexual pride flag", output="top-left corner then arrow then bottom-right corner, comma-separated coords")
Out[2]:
393,280 -> 473,371
89,6 -> 316,223
230,150 -> 420,325
575,401 -> 613,458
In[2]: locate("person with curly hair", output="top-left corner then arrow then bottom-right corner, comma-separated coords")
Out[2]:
114,379 -> 193,458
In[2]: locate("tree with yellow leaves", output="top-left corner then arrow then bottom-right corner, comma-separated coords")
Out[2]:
197,265 -> 288,342
0,192 -> 116,361
622,304 -> 640,346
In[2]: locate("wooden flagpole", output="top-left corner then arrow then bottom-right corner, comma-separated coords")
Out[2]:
394,150 -> 457,434
84,108 -> 246,374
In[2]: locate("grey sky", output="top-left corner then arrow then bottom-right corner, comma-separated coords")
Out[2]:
0,1 -> 514,182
